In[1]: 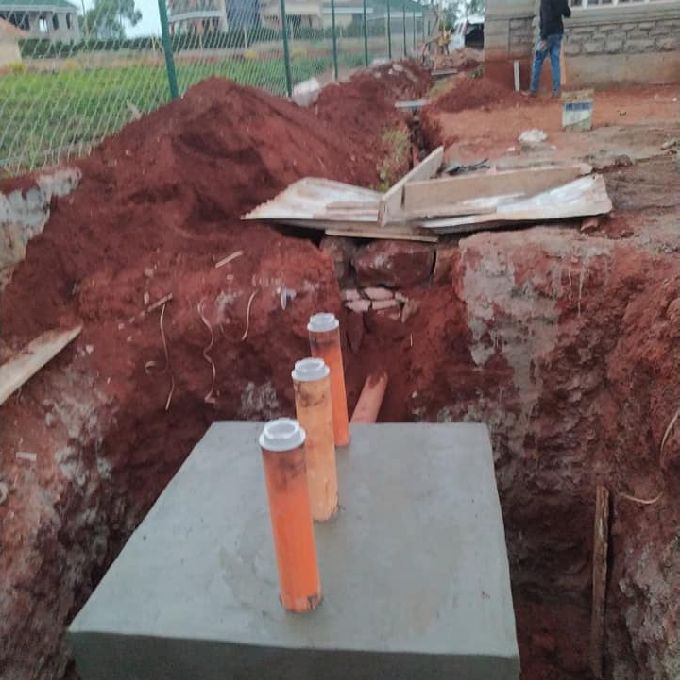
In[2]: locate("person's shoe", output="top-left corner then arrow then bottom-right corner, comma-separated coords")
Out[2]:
551,91 -> 561,99
521,90 -> 537,98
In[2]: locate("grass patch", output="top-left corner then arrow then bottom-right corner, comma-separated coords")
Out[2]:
376,126 -> 411,191
0,51 -> 366,175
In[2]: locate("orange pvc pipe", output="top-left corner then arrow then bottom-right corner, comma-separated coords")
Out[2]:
293,358 -> 338,522
308,313 -> 350,447
259,419 -> 322,612
351,371 -> 388,423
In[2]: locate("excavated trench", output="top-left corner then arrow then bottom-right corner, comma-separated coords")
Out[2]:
1,70 -> 679,680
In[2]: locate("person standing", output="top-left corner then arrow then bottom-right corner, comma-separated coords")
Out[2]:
525,0 -> 571,98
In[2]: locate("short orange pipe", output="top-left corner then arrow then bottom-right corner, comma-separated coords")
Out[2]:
293,358 -> 338,521
259,419 -> 322,612
308,313 -> 350,447
351,371 -> 388,423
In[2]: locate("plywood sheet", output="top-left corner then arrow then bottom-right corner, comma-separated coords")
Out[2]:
402,164 -> 592,217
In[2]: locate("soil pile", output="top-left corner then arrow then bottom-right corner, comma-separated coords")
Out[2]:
1,77 -> 390,340
314,62 -> 429,160
429,74 -> 515,114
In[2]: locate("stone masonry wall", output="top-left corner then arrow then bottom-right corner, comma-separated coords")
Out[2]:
509,15 -> 535,54
485,0 -> 680,66
566,9 -> 680,56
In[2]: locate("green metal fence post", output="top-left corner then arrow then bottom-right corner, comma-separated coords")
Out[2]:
402,3 -> 406,57
363,0 -> 368,67
386,0 -> 392,60
412,9 -> 416,51
331,0 -> 338,80
157,0 -> 179,99
279,0 -> 293,97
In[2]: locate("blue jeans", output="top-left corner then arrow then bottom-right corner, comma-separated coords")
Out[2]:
530,33 -> 562,95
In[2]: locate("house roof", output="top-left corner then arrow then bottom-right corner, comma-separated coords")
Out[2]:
0,0 -> 78,10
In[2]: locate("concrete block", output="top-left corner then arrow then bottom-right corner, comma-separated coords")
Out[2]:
69,422 -> 519,680
656,36 -> 679,50
565,42 -> 583,56
636,21 -> 654,30
605,39 -> 625,53
584,40 -> 606,54
625,38 -> 655,52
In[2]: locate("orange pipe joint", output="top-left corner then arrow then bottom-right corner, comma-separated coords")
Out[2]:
292,358 -> 338,522
308,312 -> 350,448
259,418 -> 322,612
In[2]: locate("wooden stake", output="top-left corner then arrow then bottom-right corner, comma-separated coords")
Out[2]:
589,485 -> 610,679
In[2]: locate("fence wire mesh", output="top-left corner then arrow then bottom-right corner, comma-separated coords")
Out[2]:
0,0 -> 426,176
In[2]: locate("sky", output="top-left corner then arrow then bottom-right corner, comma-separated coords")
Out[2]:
129,0 -> 161,36
78,0 -> 162,36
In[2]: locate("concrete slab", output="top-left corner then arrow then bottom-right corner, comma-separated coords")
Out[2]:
69,422 -> 519,680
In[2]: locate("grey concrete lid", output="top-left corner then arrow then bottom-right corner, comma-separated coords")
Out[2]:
70,422 -> 518,668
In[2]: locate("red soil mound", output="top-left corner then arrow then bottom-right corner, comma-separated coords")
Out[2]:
431,75 -> 515,114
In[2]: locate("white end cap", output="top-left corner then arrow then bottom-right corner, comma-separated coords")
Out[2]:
307,312 -> 339,333
259,418 -> 306,452
292,357 -> 330,382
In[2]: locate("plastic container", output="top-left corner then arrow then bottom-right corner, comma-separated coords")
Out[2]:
308,313 -> 350,447
259,418 -> 322,612
292,358 -> 338,522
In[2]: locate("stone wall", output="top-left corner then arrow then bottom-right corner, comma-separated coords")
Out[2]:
565,4 -> 680,56
484,0 -> 680,85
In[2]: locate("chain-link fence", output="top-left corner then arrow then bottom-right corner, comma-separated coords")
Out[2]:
0,0 -> 426,177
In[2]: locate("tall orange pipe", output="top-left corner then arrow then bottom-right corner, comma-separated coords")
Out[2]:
259,419 -> 322,612
293,358 -> 338,522
308,313 -> 350,447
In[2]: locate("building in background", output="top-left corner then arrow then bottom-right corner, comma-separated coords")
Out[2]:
168,0 -> 229,33
0,0 -> 80,42
485,0 -> 680,86
319,0 -> 424,32
259,0 -> 322,30
0,16 -> 25,65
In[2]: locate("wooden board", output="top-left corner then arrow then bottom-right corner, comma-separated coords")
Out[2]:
378,146 -> 444,226
560,43 -> 568,88
0,325 -> 82,406
402,164 -> 591,216
325,227 -> 437,243
589,485 -> 610,679
419,175 -> 612,234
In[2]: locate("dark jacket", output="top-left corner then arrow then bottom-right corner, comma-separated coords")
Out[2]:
540,0 -> 571,39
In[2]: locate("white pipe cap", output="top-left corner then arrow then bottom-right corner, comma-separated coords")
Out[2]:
292,357 -> 330,382
307,312 -> 339,333
259,418 -> 306,452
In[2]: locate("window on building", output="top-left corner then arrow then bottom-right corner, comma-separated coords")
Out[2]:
52,14 -> 60,29
39,15 -> 48,31
571,0 -> 651,6
66,13 -> 72,28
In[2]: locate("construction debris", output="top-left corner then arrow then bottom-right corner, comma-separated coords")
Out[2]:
245,153 -> 611,241
0,326 -> 82,406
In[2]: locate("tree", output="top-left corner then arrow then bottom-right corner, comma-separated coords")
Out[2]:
82,0 -> 142,40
